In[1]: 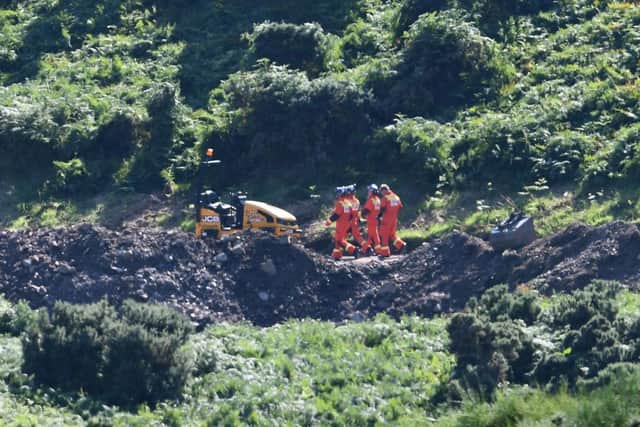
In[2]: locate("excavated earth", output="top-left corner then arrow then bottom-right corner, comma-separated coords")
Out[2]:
1,221 -> 640,326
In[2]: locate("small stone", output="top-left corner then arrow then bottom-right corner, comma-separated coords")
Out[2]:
378,283 -> 397,295
215,253 -> 228,263
229,244 -> 245,255
260,259 -> 277,276
350,312 -> 366,322
258,291 -> 269,302
135,290 -> 149,301
111,265 -> 125,273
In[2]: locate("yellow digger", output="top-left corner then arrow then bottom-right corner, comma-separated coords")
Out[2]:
194,149 -> 302,240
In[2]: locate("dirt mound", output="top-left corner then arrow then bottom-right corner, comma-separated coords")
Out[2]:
1,221 -> 639,325
0,224 -> 242,324
384,221 -> 640,317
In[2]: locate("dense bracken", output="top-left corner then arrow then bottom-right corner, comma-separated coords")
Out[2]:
1,0 -> 638,200
0,289 -> 639,424
2,0 -> 640,424
22,299 -> 193,406
445,282 -> 640,399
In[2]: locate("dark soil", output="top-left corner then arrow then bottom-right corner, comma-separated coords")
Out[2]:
1,221 -> 639,326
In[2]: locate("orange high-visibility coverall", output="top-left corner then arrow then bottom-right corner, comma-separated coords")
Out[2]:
360,193 -> 381,254
326,196 -> 357,259
379,191 -> 406,257
348,193 -> 365,246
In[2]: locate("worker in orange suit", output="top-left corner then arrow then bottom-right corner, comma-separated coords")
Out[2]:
325,186 -> 357,260
345,184 -> 365,248
360,184 -> 382,256
378,184 -> 406,257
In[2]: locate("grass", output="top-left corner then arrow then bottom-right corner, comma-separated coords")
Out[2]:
617,289 -> 640,320
438,377 -> 640,427
1,1 -> 639,240
0,291 -> 638,424
0,188 -> 192,230
0,311 -> 454,425
406,186 -> 632,242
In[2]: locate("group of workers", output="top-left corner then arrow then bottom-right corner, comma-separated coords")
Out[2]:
325,183 -> 406,260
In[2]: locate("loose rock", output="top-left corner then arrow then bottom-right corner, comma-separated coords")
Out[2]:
0,221 -> 638,327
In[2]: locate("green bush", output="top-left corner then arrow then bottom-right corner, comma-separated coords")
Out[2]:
48,158 -> 92,195
341,19 -> 387,67
0,298 -> 37,336
603,124 -> 640,185
450,112 -> 539,187
447,282 -> 639,397
371,117 -> 455,187
545,281 -> 619,330
577,362 -> 640,392
394,0 -> 451,36
117,83 -> 178,191
381,10 -> 515,118
212,63 -> 375,184
469,284 -> 541,325
22,300 -> 194,407
456,0 -> 555,37
395,0 -> 555,39
449,109 -> 598,188
247,21 -> 330,75
447,312 -> 535,396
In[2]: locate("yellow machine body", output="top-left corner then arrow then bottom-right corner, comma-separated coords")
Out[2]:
195,200 -> 301,239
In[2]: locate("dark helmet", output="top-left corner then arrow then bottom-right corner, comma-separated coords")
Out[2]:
335,186 -> 345,196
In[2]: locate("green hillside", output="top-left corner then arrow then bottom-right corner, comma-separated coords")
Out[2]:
2,286 -> 640,425
3,2 -> 640,424
1,0 -> 639,231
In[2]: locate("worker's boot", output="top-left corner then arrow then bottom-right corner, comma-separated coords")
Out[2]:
378,246 -> 391,257
345,243 -> 357,257
393,239 -> 406,253
360,242 -> 370,255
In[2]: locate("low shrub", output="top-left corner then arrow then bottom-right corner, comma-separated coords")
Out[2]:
0,298 -> 37,336
447,312 -> 535,396
22,300 -> 194,407
456,0 -> 555,37
48,158 -> 92,195
341,19 -> 387,67
381,10 -> 515,118
394,0 -> 451,37
371,117 -> 455,188
469,284 -> 541,325
447,282 -> 638,399
545,281 -> 619,329
247,21 -> 330,76
212,63 -> 375,184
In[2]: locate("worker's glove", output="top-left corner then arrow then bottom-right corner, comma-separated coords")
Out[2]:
324,219 -> 332,227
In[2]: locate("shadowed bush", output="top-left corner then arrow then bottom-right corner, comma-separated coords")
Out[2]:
22,300 -> 194,407
394,0 -> 451,37
211,63 -> 375,184
247,21 -> 330,76
379,10 -> 515,118
445,282 -> 640,400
